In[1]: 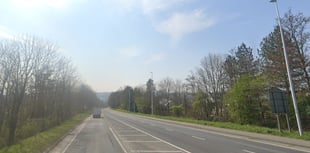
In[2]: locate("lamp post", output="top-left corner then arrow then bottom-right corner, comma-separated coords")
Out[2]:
151,72 -> 154,115
270,0 -> 303,136
128,88 -> 131,112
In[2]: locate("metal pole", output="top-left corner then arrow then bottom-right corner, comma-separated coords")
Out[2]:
128,89 -> 131,112
151,72 -> 154,115
285,113 -> 291,132
271,0 -> 303,136
276,114 -> 281,132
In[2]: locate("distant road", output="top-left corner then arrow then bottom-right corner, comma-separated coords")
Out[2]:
50,109 -> 310,153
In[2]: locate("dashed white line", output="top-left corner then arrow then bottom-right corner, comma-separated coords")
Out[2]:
191,136 -> 206,141
133,115 -> 310,153
243,149 -> 256,153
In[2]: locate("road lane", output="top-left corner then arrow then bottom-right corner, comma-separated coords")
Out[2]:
107,114 -> 190,153
49,115 -> 123,153
104,109 -> 310,153
49,109 -> 309,153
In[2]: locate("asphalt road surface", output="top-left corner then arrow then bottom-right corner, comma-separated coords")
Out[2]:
49,109 -> 310,153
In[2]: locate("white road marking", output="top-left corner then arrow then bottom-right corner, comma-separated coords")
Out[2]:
131,150 -> 183,153
191,136 -> 205,141
236,142 -> 283,153
109,127 -> 128,153
240,138 -> 310,153
243,149 -> 256,153
112,117 -> 191,153
61,118 -> 87,153
131,115 -> 310,153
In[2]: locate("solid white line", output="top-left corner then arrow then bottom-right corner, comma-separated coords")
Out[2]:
127,114 -> 310,153
191,136 -> 205,141
131,150 -> 182,153
243,149 -> 256,153
242,138 -> 310,153
61,120 -> 87,153
112,117 -> 191,153
109,127 -> 128,153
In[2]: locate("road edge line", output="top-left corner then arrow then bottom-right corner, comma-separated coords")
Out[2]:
60,120 -> 87,153
109,127 -> 128,153
111,110 -> 310,153
112,117 -> 191,153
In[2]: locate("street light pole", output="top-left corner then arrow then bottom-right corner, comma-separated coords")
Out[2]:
151,72 -> 154,115
270,0 -> 303,136
128,88 -> 131,112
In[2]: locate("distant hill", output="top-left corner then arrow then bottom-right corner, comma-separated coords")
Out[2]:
96,92 -> 111,103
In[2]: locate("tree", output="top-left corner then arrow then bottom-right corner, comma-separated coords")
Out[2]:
185,71 -> 198,94
133,86 -> 146,113
5,36 -> 40,145
281,10 -> 310,92
235,43 -> 258,76
157,77 -> 174,111
108,90 -> 122,109
224,75 -> 269,125
196,54 -> 226,118
190,91 -> 210,120
259,26 -> 302,92
0,35 -> 99,146
223,54 -> 238,87
223,43 -> 258,88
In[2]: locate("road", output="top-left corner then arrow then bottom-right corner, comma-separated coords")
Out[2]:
49,109 -> 310,153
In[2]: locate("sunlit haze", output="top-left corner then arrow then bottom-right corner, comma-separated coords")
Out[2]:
0,0 -> 309,92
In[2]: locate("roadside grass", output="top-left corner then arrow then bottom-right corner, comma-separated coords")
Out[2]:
116,109 -> 310,141
0,113 -> 89,153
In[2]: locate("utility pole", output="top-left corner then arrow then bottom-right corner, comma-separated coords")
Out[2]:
151,72 -> 154,115
128,88 -> 131,112
270,0 -> 303,136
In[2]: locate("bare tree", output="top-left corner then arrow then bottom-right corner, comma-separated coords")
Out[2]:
158,77 -> 174,106
185,71 -> 198,94
4,36 -> 39,145
196,54 -> 226,118
0,35 -> 99,147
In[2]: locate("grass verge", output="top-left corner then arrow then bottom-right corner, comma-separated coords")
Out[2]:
0,113 -> 89,153
116,109 -> 310,141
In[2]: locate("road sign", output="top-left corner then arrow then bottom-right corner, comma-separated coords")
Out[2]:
269,87 -> 289,114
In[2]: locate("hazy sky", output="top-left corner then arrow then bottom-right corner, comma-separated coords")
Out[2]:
0,0 -> 309,92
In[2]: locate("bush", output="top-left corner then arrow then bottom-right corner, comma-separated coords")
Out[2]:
171,104 -> 184,117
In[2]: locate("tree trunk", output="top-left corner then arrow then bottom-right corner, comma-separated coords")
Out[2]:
8,100 -> 21,146
8,113 -> 17,145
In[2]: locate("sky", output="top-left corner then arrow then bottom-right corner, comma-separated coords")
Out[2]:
0,0 -> 309,92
